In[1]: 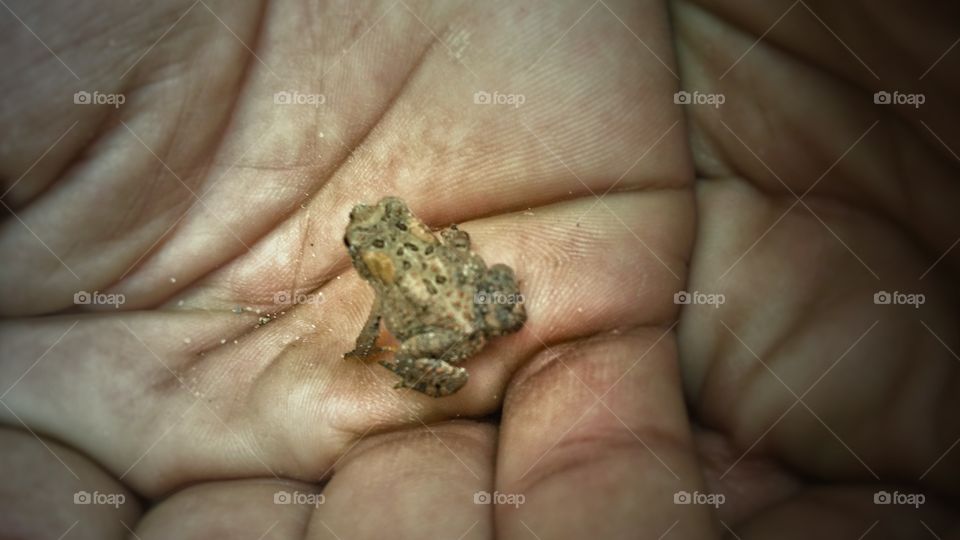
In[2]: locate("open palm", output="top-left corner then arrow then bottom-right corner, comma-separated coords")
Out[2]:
1,0 -> 957,538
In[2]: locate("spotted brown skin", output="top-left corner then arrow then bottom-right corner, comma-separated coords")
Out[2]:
343,196 -> 526,397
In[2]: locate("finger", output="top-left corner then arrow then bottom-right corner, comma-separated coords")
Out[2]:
692,427 -> 960,538
309,420 -> 496,539
0,0 -> 266,316
674,0 -> 960,274
0,311 -> 300,496
496,329 -> 719,539
684,0 -> 960,150
733,486 -> 960,539
134,479 -> 327,539
0,427 -> 140,539
681,180 -> 960,490
692,427 -> 801,525
135,422 -> 495,539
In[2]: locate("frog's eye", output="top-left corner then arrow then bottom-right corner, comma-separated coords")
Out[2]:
384,198 -> 405,213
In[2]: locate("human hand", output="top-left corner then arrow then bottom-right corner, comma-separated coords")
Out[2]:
1,0 -> 957,538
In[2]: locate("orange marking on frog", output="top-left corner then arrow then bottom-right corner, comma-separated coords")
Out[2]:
363,251 -> 396,284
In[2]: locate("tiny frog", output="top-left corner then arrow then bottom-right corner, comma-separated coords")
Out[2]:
343,197 -> 526,397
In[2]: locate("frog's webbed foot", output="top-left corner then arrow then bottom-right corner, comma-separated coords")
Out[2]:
381,357 -> 468,398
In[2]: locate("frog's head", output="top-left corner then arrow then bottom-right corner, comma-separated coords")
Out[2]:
343,197 -> 411,282
345,196 -> 406,247
475,264 -> 527,336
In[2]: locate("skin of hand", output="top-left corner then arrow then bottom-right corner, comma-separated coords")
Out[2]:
0,0 -> 958,538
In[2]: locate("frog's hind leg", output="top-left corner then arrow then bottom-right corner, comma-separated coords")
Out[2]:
381,330 -> 476,397
381,357 -> 468,398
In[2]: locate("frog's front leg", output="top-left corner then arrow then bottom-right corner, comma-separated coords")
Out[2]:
440,224 -> 471,250
344,296 -> 391,359
380,330 -> 478,397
